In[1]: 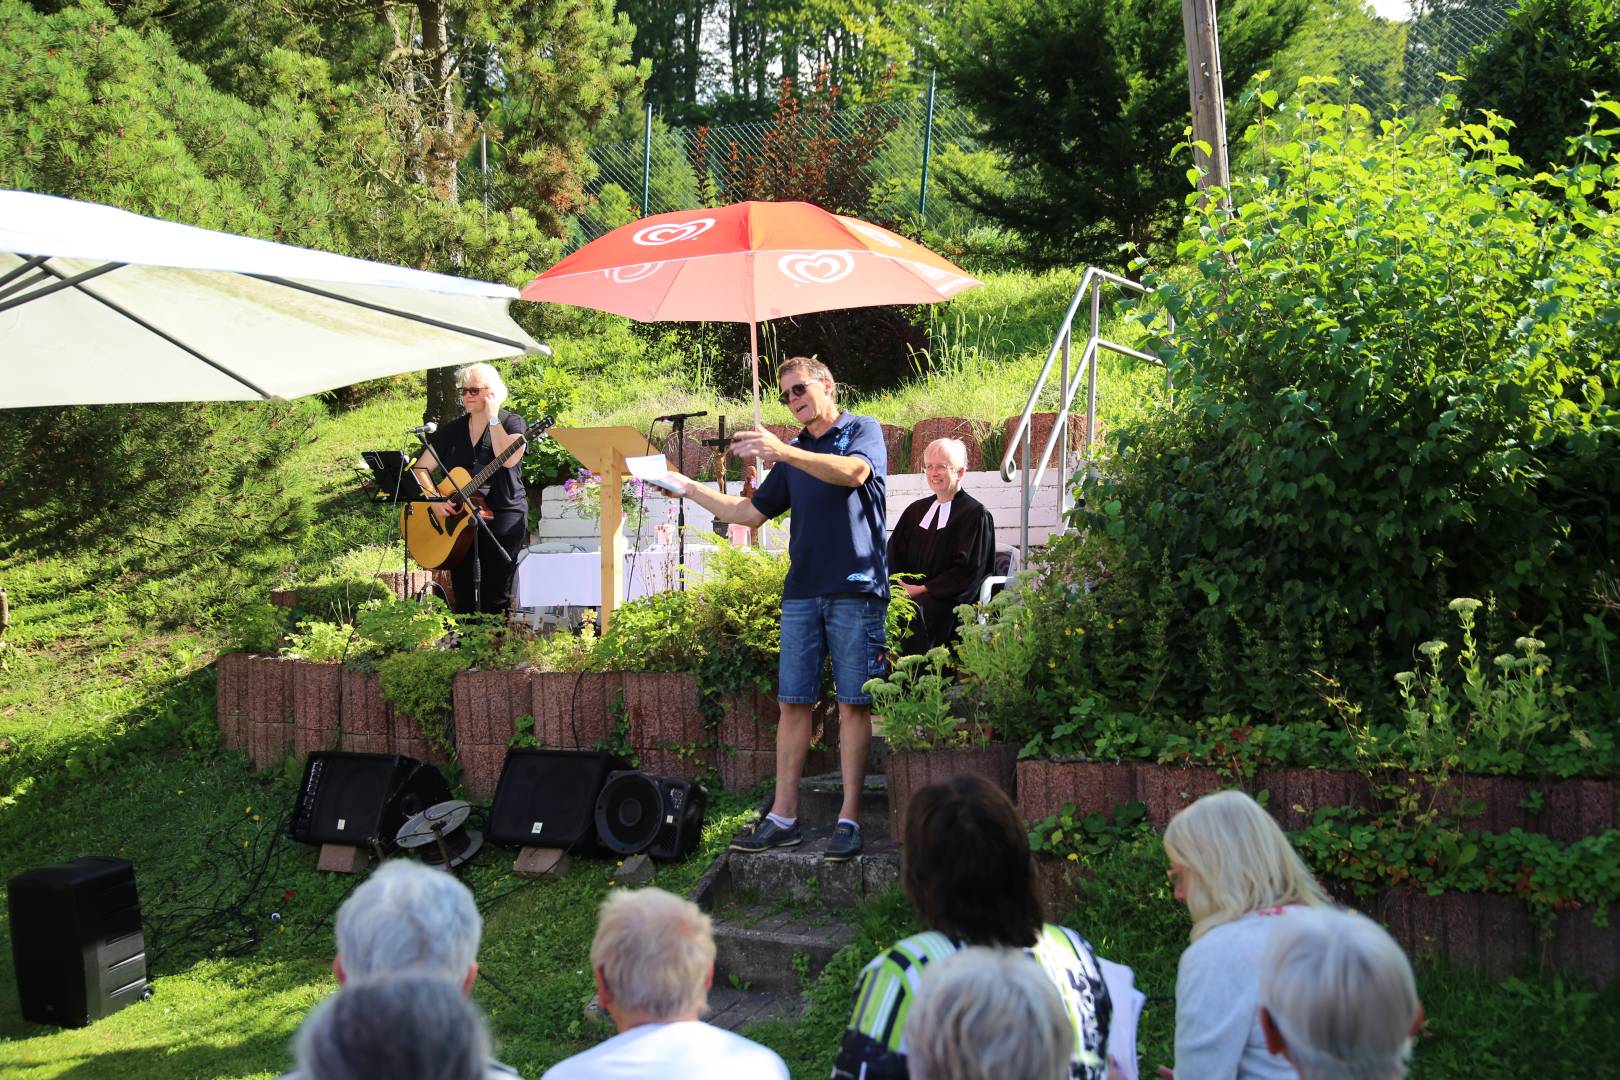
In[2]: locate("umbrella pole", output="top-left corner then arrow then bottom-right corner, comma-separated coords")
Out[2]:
749,319 -> 763,548
750,319 -> 763,433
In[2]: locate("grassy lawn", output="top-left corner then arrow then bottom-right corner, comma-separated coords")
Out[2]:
0,750 -> 757,1078
1,269 -> 1616,1077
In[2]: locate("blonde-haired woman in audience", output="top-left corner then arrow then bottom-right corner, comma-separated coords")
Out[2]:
1155,789 -> 1329,1080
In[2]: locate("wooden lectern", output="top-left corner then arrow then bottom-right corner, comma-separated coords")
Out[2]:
548,427 -> 662,630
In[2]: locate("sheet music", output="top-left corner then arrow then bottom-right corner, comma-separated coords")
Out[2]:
1098,957 -> 1147,1080
625,454 -> 685,494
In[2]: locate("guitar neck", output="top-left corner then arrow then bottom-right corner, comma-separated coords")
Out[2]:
465,429 -> 528,491
458,415 -> 553,492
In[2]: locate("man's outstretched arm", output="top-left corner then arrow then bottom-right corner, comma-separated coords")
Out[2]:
666,472 -> 769,527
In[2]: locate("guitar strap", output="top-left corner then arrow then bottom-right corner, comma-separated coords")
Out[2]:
474,414 -> 497,496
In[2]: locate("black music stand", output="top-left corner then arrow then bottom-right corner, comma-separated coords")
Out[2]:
361,450 -> 415,503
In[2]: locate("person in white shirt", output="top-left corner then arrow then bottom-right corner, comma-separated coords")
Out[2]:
541,887 -> 789,1080
1259,907 -> 1425,1080
1155,789 -> 1332,1080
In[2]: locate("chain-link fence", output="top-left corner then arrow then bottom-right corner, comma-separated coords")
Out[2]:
572,87 -> 984,243
460,2 -> 1516,245
1400,0 -> 1517,104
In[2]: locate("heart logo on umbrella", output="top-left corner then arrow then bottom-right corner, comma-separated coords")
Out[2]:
606,262 -> 665,284
778,251 -> 855,286
633,219 -> 714,246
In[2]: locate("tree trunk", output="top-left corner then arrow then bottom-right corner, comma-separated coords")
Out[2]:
419,0 -> 459,203
415,0 -> 463,423
425,367 -> 461,425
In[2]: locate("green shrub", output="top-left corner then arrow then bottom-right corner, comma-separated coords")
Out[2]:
1389,598 -> 1608,778
1032,87 -> 1620,760
865,648 -> 971,751
228,602 -> 292,654
1458,0 -> 1620,173
286,576 -> 391,626
355,596 -> 454,653
285,620 -> 370,663
377,650 -> 470,759
953,589 -> 1040,741
690,545 -> 792,695
596,589 -> 702,671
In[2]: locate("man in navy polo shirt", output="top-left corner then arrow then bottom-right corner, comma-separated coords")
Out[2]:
665,356 -> 887,862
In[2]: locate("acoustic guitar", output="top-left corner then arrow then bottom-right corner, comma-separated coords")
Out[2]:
401,417 -> 553,570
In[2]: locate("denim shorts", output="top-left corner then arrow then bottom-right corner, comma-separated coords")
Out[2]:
778,594 -> 889,705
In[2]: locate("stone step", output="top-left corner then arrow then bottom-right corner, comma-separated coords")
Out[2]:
796,771 -> 890,837
710,904 -> 855,994
704,985 -> 802,1032
725,823 -> 902,909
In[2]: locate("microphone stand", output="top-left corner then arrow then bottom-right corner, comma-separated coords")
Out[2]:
701,417 -> 731,540
656,411 -> 708,590
669,413 -> 690,590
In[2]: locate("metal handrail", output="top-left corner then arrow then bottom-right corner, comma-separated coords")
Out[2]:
1000,267 -> 1171,555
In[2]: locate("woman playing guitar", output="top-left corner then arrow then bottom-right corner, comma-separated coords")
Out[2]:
409,363 -> 529,615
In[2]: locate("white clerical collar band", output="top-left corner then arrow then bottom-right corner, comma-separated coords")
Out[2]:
919,499 -> 952,530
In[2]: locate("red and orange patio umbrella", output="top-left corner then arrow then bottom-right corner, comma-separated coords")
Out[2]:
519,200 -> 982,430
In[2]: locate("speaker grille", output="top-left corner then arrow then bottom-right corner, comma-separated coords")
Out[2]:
294,753 -> 405,844
487,750 -> 626,850
595,772 -> 663,855
289,753 -> 450,847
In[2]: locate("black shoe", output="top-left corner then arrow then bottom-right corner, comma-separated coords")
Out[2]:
824,821 -> 864,862
729,817 -> 802,853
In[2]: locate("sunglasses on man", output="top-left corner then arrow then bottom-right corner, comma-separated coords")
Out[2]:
777,382 -> 813,405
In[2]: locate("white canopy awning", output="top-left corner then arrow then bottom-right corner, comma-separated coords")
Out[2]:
0,190 -> 543,407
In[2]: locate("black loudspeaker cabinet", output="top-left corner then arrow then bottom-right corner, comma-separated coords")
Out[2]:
8,856 -> 148,1028
595,771 -> 708,862
288,752 -> 452,846
487,749 -> 628,852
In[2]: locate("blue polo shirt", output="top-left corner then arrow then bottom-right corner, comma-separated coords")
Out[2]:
751,413 -> 888,601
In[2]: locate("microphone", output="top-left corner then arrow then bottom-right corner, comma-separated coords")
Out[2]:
407,421 -> 438,436
654,410 -> 709,423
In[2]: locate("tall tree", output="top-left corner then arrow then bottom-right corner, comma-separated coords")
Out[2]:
617,0 -> 710,122
928,0 -> 1306,267
105,0 -> 643,419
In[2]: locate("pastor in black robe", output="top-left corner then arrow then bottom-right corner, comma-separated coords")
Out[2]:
887,489 -> 995,656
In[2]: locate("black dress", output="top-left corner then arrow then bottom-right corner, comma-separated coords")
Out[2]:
427,410 -> 528,615
886,489 -> 995,655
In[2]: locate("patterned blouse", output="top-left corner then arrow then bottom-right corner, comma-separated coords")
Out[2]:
831,923 -> 1112,1080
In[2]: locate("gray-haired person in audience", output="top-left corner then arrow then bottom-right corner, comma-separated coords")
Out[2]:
907,947 -> 1074,1080
293,973 -> 493,1080
1258,908 -> 1425,1080
541,887 -> 789,1080
281,859 -> 520,1080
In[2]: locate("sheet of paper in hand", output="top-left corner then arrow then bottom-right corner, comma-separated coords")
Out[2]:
625,454 -> 685,495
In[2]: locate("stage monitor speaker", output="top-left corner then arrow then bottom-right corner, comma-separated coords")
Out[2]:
8,856 -> 148,1028
288,752 -> 452,847
595,772 -> 708,862
487,749 -> 628,852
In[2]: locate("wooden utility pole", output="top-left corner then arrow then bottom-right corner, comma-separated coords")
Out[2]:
1181,0 -> 1231,203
